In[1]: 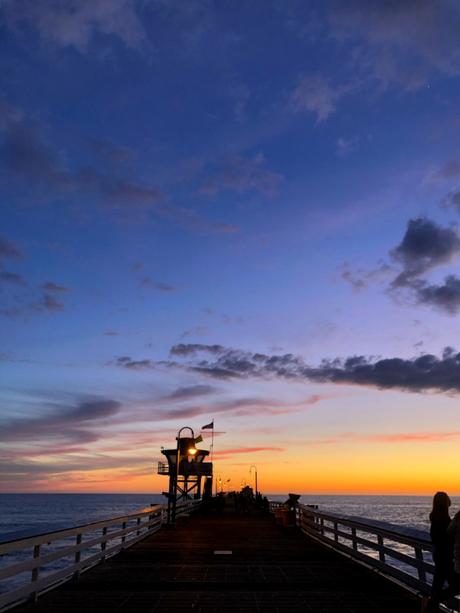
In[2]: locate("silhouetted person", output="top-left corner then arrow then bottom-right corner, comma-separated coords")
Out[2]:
423,492 -> 457,612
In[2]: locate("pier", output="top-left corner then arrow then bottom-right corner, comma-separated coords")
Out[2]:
0,499 -> 440,613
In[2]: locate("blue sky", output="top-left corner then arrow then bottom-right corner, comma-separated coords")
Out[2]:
2,0 -> 460,494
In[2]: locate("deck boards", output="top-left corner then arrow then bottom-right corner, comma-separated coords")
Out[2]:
16,512 -> 421,612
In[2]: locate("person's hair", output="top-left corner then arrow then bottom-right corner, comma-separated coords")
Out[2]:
430,491 -> 451,522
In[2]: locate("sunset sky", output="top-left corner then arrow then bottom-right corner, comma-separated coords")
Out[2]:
1,0 -> 460,495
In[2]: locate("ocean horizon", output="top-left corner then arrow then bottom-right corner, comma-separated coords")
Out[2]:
2,493 -> 460,540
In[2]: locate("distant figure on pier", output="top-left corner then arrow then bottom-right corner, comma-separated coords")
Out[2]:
423,492 -> 457,612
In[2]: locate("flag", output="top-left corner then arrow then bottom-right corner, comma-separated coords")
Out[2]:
202,421 -> 214,430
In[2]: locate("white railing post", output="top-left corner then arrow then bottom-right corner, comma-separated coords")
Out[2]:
121,522 -> 127,548
377,535 -> 385,563
414,546 -> 426,583
30,543 -> 40,602
351,527 -> 357,551
101,527 -> 108,562
73,533 -> 82,580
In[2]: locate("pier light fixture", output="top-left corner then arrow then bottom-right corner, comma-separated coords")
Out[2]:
249,464 -> 258,497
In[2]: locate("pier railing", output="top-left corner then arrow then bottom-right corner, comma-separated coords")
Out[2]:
0,500 -> 200,612
270,501 -> 434,596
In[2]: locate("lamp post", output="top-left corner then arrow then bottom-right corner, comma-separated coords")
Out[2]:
249,464 -> 258,497
171,426 -> 197,524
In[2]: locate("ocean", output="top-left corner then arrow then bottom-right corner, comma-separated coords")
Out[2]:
1,493 -> 458,598
2,493 -> 459,539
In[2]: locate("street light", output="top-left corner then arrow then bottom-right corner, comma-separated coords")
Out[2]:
249,464 -> 258,497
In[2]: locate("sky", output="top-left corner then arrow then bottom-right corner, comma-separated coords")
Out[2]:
1,0 -> 460,496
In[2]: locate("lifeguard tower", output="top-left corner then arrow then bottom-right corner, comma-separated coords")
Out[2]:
157,426 -> 213,523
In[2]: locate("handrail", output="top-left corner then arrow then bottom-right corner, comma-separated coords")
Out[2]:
269,501 -> 434,596
0,500 -> 200,612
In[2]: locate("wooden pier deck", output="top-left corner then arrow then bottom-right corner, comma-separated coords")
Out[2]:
15,511 -> 421,613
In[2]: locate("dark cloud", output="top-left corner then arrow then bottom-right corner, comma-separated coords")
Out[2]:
113,356 -> 156,370
161,384 -> 218,401
166,343 -> 460,394
0,103 -> 163,211
140,277 -> 176,292
170,343 -> 226,357
1,123 -> 72,191
40,292 -> 65,312
41,281 -> 71,293
413,275 -> 460,314
0,398 -> 121,443
444,188 -> 460,214
390,218 -> 460,287
0,236 -> 23,260
104,330 -> 119,336
200,153 -> 283,198
0,268 -> 27,286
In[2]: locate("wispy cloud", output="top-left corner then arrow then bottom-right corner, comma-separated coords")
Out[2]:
2,0 -> 149,53
0,398 -> 122,445
41,281 -> 71,293
213,446 -> 285,459
200,153 -> 283,198
329,0 -> 460,91
0,235 -> 23,260
140,277 -> 177,292
161,384 -> 218,401
290,75 -> 354,122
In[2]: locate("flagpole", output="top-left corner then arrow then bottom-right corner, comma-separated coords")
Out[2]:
211,418 -> 214,463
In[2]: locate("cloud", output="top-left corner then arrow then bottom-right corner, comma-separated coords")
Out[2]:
413,275 -> 460,314
180,325 -> 209,339
0,268 -> 27,286
161,384 -> 218,401
340,261 -> 392,291
390,217 -> 460,287
431,160 -> 460,181
290,74 -> 352,122
140,277 -> 176,292
213,446 -> 284,459
444,188 -> 460,214
167,343 -> 460,394
200,153 -> 283,198
0,236 -> 23,260
112,356 -> 157,370
89,139 -> 134,164
329,0 -> 460,91
40,292 -> 65,312
77,167 -> 163,209
41,281 -> 71,293
336,136 -> 358,157
2,0 -> 149,53
0,101 -> 163,211
170,343 -> 225,357
0,398 -> 121,444
104,329 -> 119,336
1,123 -> 72,191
